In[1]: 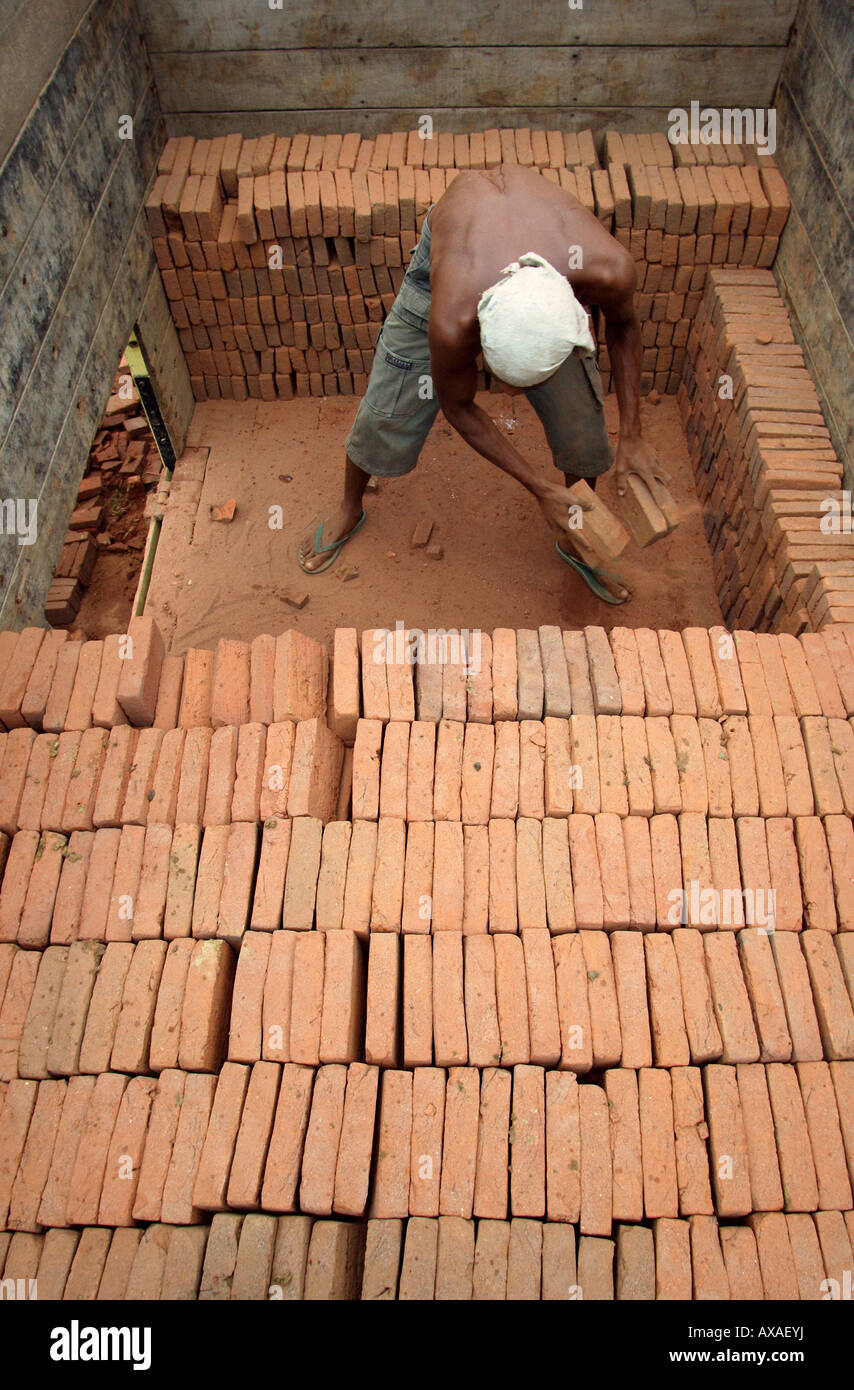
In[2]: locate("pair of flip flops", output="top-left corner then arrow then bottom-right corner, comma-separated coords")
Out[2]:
555,540 -> 628,604
297,510 -> 367,573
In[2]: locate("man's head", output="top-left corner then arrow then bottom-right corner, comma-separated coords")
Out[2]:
477,252 -> 596,389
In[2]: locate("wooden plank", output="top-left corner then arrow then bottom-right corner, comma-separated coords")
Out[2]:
151,46 -> 786,114
0,18 -> 151,448
0,80 -> 162,619
137,0 -> 799,50
779,13 -> 852,209
774,81 -> 853,333
0,0 -> 129,290
0,0 -> 91,164
0,200 -> 158,630
136,263 -> 195,458
164,107 -> 686,141
801,0 -> 854,92
775,206 -> 853,489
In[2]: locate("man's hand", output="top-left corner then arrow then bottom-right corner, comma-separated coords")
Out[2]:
614,434 -> 672,506
536,480 -> 598,564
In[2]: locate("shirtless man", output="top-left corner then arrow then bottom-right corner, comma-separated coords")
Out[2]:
299,163 -> 669,600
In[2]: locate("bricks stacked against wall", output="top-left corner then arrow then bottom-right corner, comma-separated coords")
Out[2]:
680,270 -> 850,634
144,128 -> 788,404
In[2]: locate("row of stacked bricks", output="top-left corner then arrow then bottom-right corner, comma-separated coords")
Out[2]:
1,614 -> 853,1300
144,126 -> 789,403
679,268 -> 851,635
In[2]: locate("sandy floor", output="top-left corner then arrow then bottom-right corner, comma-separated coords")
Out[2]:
145,389 -> 723,654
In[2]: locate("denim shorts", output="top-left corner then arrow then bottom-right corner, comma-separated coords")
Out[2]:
346,211 -> 613,480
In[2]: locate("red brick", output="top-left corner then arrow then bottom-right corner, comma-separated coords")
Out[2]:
516,630 -> 544,721
0,729 -> 36,835
160,1070 -> 218,1223
178,938 -> 236,1071
401,820 -> 432,934
299,1063 -> 347,1215
580,931 -> 622,1067
147,936 -> 194,1072
75,940 -> 133,1074
106,822 -> 146,942
178,648 -> 213,728
708,626 -> 748,716
116,618 -> 165,726
431,820 -> 464,932
153,654 -> 184,730
795,815 -> 836,932
20,630 -> 68,731
539,818 -> 573,935
131,1069 -> 184,1222
97,1074 -> 157,1226
672,928 -> 723,1062
561,631 -> 593,714
328,628 -> 360,743
584,627 -> 620,714
567,813 -> 603,930
273,630 -> 328,722
638,1067 -> 679,1219
261,930 -> 298,1063
766,1061 -> 819,1211
17,830 -> 66,949
825,815 -> 854,931
17,945 -> 68,1079
379,720 -> 409,821
577,1083 -> 612,1235
49,829 -> 92,944
371,816 -> 405,932
596,716 -> 628,816
247,818 -> 289,932
487,933 -> 528,1066
797,1060 -> 852,1211
433,718 -> 464,820
401,934 -> 432,1067
161,822 -> 199,941
360,630 -> 390,723
65,1070 -> 129,1225
216,820 -> 258,947
550,935 -> 590,1073
801,930 -> 854,1057
208,638 -> 250,728
333,1061 -> 380,1216
784,1212 -> 825,1300
341,819 -> 378,936
287,717 -> 343,823
320,930 -> 366,1063
432,931 -> 467,1066
288,931 -> 325,1063
754,633 -> 796,715
260,1063 -> 314,1212
667,1065 -> 713,1217
462,823 -> 489,935
472,1066 -> 510,1220
702,1063 -> 753,1216
119,726 -> 163,824
516,818 -> 547,931
64,640 -> 103,732
371,1069 -> 412,1218
658,630 -> 696,715
41,641 -> 81,733
653,1217 -> 692,1300
461,722 -> 495,824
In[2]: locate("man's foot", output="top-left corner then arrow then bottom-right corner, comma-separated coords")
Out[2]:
298,505 -> 366,573
555,540 -> 631,604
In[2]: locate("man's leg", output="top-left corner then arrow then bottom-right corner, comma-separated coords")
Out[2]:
526,352 -> 629,600
300,454 -> 369,572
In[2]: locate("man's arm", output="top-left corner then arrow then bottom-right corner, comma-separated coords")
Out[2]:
428,316 -> 592,541
595,250 -> 671,500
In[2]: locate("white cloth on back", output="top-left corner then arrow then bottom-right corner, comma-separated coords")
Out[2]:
476,252 -> 596,388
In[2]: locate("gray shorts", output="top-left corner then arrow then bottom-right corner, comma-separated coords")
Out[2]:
346,215 -> 613,480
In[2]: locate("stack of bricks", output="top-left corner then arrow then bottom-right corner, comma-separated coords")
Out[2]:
600,132 -> 789,395
2,614 -> 854,1299
144,127 -> 790,404
679,269 -> 849,633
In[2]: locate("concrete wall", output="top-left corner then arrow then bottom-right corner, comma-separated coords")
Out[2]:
774,0 -> 853,486
0,0 -> 166,629
137,0 -> 798,138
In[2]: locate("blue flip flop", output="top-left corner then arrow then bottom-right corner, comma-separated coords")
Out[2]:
555,540 -> 628,604
298,510 -> 367,574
